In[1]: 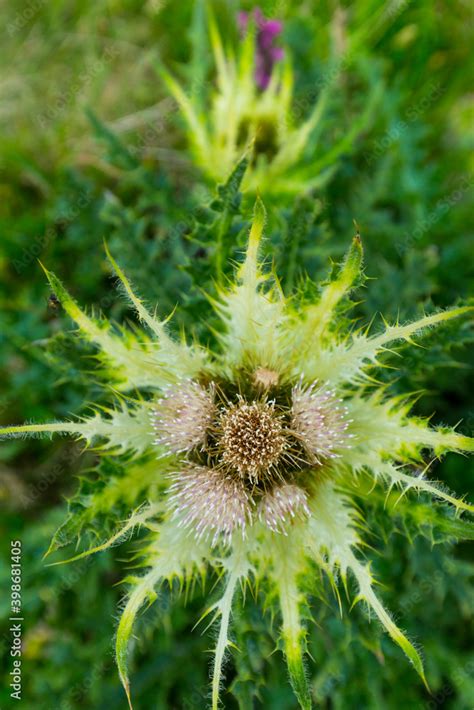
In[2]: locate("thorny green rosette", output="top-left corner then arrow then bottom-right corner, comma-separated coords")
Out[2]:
2,200 -> 473,709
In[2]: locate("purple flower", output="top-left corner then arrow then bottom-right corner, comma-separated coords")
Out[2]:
238,8 -> 284,90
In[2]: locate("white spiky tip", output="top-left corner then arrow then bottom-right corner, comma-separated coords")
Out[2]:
167,465 -> 252,545
152,380 -> 215,453
291,379 -> 351,462
167,465 -> 311,543
253,367 -> 279,389
258,484 -> 310,534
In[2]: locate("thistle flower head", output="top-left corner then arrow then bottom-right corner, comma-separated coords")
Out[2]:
159,15 -> 376,195
219,399 -> 287,481
3,200 -> 473,710
291,379 -> 352,462
152,379 -> 215,453
154,378 -> 348,543
148,366 -> 351,554
258,483 -> 310,534
167,465 -> 252,544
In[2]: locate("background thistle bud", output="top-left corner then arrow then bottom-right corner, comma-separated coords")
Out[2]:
159,11 -> 378,195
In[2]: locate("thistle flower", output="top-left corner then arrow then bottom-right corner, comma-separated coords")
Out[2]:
291,379 -> 351,462
2,200 -> 473,710
218,399 -> 288,480
258,483 -> 310,534
160,13 -> 378,195
152,379 -> 215,452
167,465 -> 252,544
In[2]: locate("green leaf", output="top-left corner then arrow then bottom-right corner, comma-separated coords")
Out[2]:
211,156 -> 249,214
86,109 -> 140,171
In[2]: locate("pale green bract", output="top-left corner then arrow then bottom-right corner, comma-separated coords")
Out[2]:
2,199 -> 473,710
159,13 -> 380,196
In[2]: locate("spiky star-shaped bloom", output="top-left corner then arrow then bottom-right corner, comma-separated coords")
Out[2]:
2,200 -> 473,709
160,14 -> 376,196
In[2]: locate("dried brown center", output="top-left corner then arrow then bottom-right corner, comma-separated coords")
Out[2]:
219,401 -> 287,481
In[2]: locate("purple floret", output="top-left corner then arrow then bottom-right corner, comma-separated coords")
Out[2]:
238,7 -> 284,90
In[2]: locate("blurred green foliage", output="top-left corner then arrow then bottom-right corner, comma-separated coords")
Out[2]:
0,0 -> 473,708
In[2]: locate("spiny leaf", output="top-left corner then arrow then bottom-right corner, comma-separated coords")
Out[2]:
45,503 -> 160,564
212,155 -> 249,214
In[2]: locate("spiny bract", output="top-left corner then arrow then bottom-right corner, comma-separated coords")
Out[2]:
2,199 -> 473,709
160,10 -> 379,196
